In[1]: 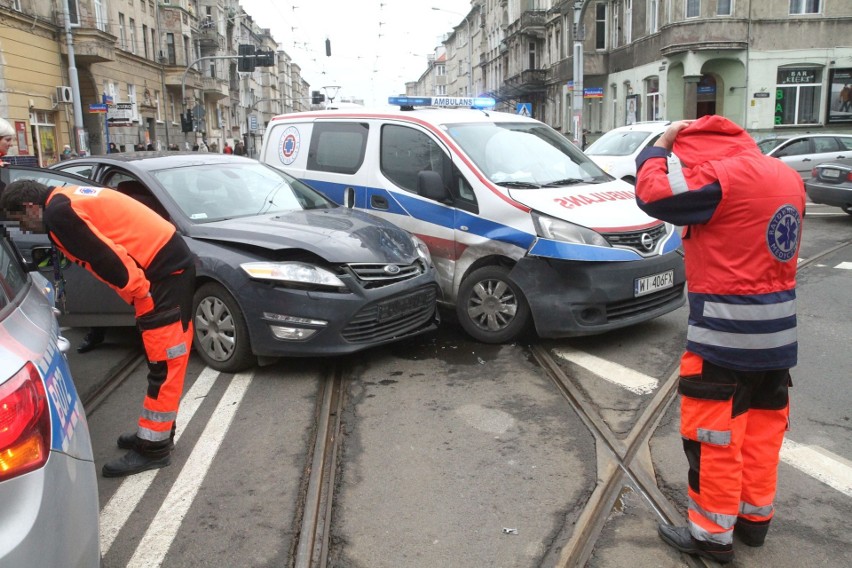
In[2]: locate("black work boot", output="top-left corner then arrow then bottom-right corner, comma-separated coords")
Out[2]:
77,327 -> 106,353
102,449 -> 171,478
658,524 -> 734,564
734,517 -> 769,547
117,428 -> 175,451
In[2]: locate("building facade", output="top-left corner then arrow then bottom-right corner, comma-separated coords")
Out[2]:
0,0 -> 308,164
408,0 -> 852,142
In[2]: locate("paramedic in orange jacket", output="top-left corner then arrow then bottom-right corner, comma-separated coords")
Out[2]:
634,116 -> 805,564
1,179 -> 195,478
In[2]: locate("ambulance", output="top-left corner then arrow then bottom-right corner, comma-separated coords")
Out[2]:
259,96 -> 685,344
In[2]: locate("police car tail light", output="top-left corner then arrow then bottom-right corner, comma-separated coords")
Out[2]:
0,362 -> 50,482
531,212 -> 610,247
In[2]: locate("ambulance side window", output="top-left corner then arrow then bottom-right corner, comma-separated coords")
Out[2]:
307,122 -> 369,174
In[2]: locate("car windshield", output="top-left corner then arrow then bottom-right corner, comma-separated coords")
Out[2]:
585,130 -> 656,156
444,121 -> 608,187
151,162 -> 334,222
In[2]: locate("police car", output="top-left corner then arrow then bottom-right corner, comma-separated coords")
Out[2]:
260,96 -> 686,343
0,229 -> 100,566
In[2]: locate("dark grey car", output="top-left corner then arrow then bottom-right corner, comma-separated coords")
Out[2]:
4,153 -> 440,372
804,161 -> 852,215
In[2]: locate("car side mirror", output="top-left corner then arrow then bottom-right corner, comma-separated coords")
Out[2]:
30,247 -> 70,271
417,170 -> 450,203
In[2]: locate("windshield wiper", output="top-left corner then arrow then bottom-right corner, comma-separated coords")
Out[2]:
493,181 -> 541,188
542,178 -> 584,187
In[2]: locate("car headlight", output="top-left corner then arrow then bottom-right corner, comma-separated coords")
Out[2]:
410,234 -> 432,265
531,212 -> 610,247
241,261 -> 346,288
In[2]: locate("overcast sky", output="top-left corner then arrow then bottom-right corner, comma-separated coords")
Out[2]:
238,0 -> 474,108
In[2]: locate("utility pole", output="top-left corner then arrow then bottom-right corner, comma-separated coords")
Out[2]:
572,1 -> 592,146
62,0 -> 86,155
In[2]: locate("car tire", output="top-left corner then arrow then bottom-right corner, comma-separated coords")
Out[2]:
455,265 -> 531,344
842,203 -> 852,215
192,282 -> 256,373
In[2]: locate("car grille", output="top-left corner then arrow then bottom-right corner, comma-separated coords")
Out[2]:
602,223 -> 668,256
346,262 -> 425,288
341,285 -> 437,343
607,284 -> 685,321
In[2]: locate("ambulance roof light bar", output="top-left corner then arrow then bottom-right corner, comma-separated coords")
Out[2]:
388,96 -> 496,111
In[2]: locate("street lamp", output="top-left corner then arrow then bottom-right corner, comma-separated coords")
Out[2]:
432,7 -> 473,96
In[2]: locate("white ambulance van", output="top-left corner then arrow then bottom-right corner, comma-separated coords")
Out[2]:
260,96 -> 685,343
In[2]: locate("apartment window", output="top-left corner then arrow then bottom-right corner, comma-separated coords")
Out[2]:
611,7 -> 619,48
119,14 -> 127,50
624,0 -> 632,44
717,0 -> 733,15
436,64 -> 446,76
184,35 -> 192,66
789,0 -> 820,14
66,0 -> 79,24
648,0 -> 659,32
529,42 -> 536,69
686,0 -> 700,18
595,3 -> 606,50
152,29 -> 158,60
775,67 -> 822,125
127,84 -> 138,121
166,33 -> 176,65
143,25 -> 149,58
436,85 -> 447,96
645,77 -> 661,120
94,0 -> 107,32
155,90 -> 161,121
129,18 -> 136,54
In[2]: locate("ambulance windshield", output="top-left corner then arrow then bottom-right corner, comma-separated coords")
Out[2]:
445,122 -> 609,187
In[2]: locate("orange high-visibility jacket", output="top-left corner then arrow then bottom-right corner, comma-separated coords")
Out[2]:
44,185 -> 192,304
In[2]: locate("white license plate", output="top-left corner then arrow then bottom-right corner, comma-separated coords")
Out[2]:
634,270 -> 674,297
821,168 -> 841,179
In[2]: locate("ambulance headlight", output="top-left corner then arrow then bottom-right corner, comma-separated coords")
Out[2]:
531,212 -> 610,247
411,235 -> 432,265
241,261 -> 346,290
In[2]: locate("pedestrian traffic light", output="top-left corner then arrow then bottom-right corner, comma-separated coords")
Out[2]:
255,50 -> 275,67
325,39 -> 331,57
311,91 -> 325,105
238,44 -> 256,72
180,111 -> 193,133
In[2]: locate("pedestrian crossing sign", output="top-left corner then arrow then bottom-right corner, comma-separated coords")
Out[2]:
517,103 -> 532,117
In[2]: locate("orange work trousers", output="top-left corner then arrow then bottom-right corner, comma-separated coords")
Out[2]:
134,266 -> 195,455
677,351 -> 791,546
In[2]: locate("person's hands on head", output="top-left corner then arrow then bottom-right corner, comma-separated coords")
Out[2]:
655,120 -> 695,151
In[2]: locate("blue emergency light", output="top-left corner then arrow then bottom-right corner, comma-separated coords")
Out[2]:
388,96 -> 496,110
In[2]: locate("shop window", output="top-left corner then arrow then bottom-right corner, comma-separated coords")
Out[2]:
775,67 -> 822,126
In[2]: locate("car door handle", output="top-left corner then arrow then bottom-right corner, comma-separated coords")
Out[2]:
370,195 -> 388,210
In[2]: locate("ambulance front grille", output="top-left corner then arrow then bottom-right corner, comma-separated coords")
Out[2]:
602,223 -> 668,255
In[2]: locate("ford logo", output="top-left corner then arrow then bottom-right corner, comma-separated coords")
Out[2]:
640,233 -> 655,251
384,264 -> 401,275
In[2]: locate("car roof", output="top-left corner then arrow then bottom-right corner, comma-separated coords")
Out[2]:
55,152 -> 258,171
603,121 -> 671,133
270,107 -> 541,126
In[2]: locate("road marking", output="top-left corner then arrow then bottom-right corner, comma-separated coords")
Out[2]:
781,439 -> 852,498
127,371 -> 253,568
553,346 -> 658,394
100,366 -> 220,555
836,262 -> 852,270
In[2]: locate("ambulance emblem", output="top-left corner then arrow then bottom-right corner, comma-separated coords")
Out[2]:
766,204 -> 800,262
278,126 -> 301,165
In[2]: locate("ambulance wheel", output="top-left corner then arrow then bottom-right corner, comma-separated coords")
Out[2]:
456,265 -> 530,344
192,282 -> 256,373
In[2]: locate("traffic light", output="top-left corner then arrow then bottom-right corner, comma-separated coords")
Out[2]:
325,39 -> 331,57
238,44 -> 256,72
180,111 -> 193,133
255,50 -> 275,67
311,91 -> 326,105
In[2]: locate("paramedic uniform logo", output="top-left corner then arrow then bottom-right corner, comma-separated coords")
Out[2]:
278,126 -> 301,165
766,204 -> 801,262
75,186 -> 102,196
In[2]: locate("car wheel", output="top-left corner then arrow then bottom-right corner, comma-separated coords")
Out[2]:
192,282 -> 256,373
455,265 -> 531,344
842,203 -> 852,215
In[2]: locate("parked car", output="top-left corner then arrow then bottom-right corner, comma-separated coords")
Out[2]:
583,121 -> 671,184
0,230 -> 100,566
4,153 -> 440,372
804,162 -> 852,214
759,133 -> 852,179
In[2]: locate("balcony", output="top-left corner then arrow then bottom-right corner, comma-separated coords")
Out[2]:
59,27 -> 115,64
507,10 -> 547,39
202,76 -> 229,100
504,68 -> 547,95
197,19 -> 225,50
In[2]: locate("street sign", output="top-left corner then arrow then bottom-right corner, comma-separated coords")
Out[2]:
89,104 -> 108,113
249,115 -> 258,131
107,102 -> 133,126
517,103 -> 532,117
